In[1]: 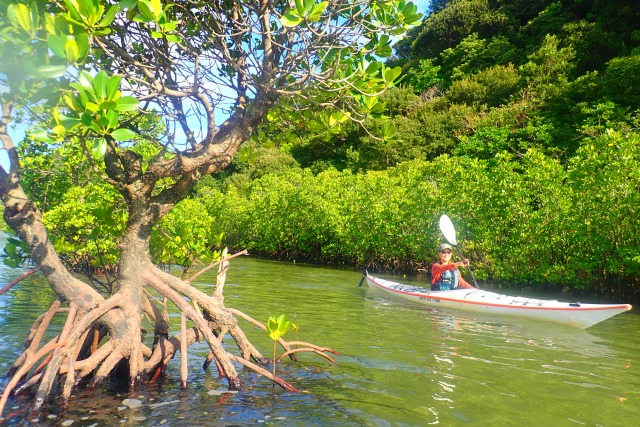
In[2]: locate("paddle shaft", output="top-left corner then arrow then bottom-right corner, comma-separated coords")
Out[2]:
454,244 -> 480,289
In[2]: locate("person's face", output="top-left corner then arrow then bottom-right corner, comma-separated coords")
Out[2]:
439,249 -> 452,262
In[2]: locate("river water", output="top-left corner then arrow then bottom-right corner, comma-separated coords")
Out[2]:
1,257 -> 639,426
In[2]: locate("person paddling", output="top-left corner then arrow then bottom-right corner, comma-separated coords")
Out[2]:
431,243 -> 475,291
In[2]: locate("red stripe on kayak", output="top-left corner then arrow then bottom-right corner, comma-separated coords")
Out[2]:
367,276 -> 633,312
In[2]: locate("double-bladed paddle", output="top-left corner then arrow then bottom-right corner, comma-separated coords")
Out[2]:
439,214 -> 480,289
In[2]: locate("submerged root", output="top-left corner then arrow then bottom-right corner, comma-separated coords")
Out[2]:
0,251 -> 337,419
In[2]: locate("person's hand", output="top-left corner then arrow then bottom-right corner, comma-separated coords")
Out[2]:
458,259 -> 469,267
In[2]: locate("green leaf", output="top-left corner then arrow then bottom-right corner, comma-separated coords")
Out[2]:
383,66 -> 402,84
4,258 -> 18,268
105,74 -> 122,100
92,27 -> 112,36
98,4 -> 119,27
29,130 -> 56,143
7,238 -> 21,247
38,64 -> 68,79
78,70 -> 94,88
81,112 -> 93,126
114,96 -> 140,111
93,71 -> 109,99
64,0 -> 83,22
150,0 -> 163,19
106,110 -> 120,128
295,0 -> 305,15
76,33 -> 90,62
376,45 -> 392,58
138,0 -> 157,22
133,13 -> 152,23
303,0 -> 315,13
92,137 -> 108,157
369,100 -> 386,114
4,242 -> 17,256
381,121 -> 395,139
161,21 -> 177,32
119,0 -> 137,11
307,1 -> 328,22
404,13 -> 423,25
52,125 -> 67,139
329,111 -> 347,127
266,314 -> 291,340
8,3 -> 32,33
85,101 -> 99,112
99,100 -> 117,110
47,34 -> 67,59
280,12 -> 303,27
365,62 -> 380,75
110,128 -> 137,141
64,94 -> 79,111
65,37 -> 79,63
58,113 -> 82,129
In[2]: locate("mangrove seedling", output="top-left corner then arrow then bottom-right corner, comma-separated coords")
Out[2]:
266,314 -> 291,382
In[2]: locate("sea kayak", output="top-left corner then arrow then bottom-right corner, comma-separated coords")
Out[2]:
364,274 -> 632,329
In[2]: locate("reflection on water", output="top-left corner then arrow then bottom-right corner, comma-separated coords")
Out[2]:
1,257 -> 639,426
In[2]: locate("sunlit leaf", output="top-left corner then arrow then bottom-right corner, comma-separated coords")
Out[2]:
38,64 -> 67,78
99,100 -> 117,110
93,71 -> 109,99
307,1 -> 328,22
65,37 -> 79,63
111,128 -> 137,141
119,0 -> 137,11
76,33 -> 90,62
47,34 -> 67,59
280,12 -> 303,27
303,0 -> 314,13
78,70 -> 94,88
98,4 -> 119,27
8,3 -> 32,33
114,96 -> 140,111
105,74 -> 122,100
92,137 -> 108,157
29,130 -> 56,143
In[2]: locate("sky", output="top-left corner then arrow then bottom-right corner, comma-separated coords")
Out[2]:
414,0 -> 432,14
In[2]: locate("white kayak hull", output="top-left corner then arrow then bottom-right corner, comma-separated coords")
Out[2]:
365,275 -> 632,329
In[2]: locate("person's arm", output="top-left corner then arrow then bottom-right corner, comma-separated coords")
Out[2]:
456,269 -> 475,289
456,273 -> 474,288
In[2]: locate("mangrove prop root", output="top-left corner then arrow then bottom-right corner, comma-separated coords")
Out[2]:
180,312 -> 188,389
0,254 -> 337,419
7,300 -> 62,378
228,353 -> 298,392
0,267 -> 40,295
278,348 -> 337,364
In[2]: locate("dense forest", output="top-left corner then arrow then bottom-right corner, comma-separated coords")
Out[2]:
10,0 -> 640,300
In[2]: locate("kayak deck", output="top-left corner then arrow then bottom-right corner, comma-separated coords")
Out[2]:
365,275 -> 632,329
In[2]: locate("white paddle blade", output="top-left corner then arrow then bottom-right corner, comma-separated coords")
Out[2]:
439,214 -> 457,245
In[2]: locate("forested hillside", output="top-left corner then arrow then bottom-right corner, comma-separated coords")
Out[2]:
273,0 -> 640,172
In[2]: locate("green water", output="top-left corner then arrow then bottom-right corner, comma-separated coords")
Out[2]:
1,257 -> 639,426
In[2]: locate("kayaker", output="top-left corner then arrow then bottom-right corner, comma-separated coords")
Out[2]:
431,243 -> 475,291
